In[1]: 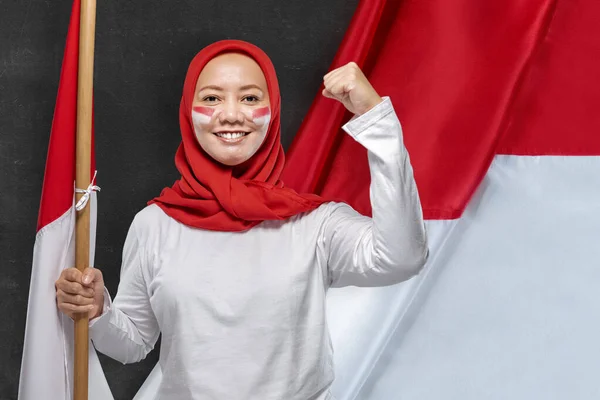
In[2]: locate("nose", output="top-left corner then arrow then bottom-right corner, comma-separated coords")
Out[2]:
218,99 -> 244,124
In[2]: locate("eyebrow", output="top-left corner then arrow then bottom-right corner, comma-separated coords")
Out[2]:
239,84 -> 264,93
198,85 -> 224,92
198,84 -> 264,93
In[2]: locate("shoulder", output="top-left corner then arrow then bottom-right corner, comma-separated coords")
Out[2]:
133,203 -> 168,223
314,201 -> 360,219
292,201 -> 360,230
128,204 -> 175,239
312,201 -> 370,238
123,204 -> 185,264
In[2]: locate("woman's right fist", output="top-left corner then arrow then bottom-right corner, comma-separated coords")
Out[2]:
55,267 -> 105,320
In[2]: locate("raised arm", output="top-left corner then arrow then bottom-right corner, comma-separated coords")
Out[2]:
320,63 -> 428,287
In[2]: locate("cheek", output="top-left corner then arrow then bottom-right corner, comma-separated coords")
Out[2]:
191,107 -> 214,131
252,107 -> 271,135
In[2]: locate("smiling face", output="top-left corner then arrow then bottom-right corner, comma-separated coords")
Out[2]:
191,53 -> 271,166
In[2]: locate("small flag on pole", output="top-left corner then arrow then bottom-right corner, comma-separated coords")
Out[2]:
18,1 -> 113,398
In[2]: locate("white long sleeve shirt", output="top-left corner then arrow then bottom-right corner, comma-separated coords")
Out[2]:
90,97 -> 428,400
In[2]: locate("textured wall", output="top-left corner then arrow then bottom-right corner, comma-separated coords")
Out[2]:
0,0 -> 359,398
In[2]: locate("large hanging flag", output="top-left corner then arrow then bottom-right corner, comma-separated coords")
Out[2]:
283,0 -> 600,399
18,1 -> 113,399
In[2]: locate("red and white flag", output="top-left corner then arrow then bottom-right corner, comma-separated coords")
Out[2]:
18,1 -> 113,399
284,0 -> 600,398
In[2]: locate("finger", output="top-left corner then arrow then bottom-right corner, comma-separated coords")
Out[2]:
324,65 -> 353,89
323,65 -> 344,81
82,269 -> 94,286
323,68 -> 336,81
82,267 -> 103,287
57,290 -> 95,305
327,62 -> 359,81
323,65 -> 346,82
328,79 -> 355,97
60,303 -> 95,314
63,268 -> 82,283
57,280 -> 95,297
326,68 -> 358,93
323,74 -> 347,99
323,68 -> 347,90
345,61 -> 360,71
322,88 -> 337,99
325,61 -> 358,79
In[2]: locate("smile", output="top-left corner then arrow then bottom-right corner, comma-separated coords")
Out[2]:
213,131 -> 250,143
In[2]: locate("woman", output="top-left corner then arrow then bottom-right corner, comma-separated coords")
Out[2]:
55,40 -> 428,399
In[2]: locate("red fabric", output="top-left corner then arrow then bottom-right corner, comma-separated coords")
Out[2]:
150,40 -> 326,232
497,0 -> 600,155
282,0 -> 389,195
284,0 -> 600,220
38,0 -> 95,231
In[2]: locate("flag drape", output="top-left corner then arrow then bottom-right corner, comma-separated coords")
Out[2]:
284,0 -> 600,398
282,0 -> 600,218
19,1 -> 112,399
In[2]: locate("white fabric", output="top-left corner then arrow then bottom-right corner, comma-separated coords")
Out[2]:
326,218 -> 457,399
19,193 -> 114,400
90,97 -> 428,399
353,155 -> 600,399
130,222 -> 459,400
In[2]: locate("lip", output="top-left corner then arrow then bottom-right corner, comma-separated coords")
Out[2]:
213,131 -> 251,144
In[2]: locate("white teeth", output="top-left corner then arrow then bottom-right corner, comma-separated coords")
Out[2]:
216,132 -> 246,139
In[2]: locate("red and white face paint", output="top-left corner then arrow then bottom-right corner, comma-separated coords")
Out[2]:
192,106 -> 271,136
191,105 -> 271,139
190,103 -> 271,166
251,106 -> 271,133
191,106 -> 215,126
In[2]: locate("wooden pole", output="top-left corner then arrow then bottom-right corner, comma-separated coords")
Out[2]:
74,0 -> 97,399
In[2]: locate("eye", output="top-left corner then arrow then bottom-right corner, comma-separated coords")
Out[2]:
202,95 -> 219,102
243,95 -> 260,103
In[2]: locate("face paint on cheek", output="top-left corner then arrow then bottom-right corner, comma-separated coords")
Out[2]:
191,106 -> 215,127
252,107 -> 271,134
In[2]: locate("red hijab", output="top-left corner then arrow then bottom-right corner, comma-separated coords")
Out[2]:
149,40 -> 327,231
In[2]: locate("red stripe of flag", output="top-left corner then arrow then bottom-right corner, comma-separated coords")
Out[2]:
37,0 -> 95,232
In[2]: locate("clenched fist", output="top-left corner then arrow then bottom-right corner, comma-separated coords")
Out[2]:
55,267 -> 105,320
322,62 -> 383,116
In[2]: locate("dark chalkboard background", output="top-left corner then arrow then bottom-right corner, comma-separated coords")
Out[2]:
0,0 -> 359,398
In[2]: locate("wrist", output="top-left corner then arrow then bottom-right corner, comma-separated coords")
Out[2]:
92,295 -> 105,320
91,308 -> 102,320
357,95 -> 384,116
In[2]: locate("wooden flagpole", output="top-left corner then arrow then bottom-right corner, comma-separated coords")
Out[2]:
74,0 -> 97,398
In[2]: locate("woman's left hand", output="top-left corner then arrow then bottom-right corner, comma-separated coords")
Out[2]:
322,62 -> 383,116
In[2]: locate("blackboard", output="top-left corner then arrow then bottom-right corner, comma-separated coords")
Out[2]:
0,0 -> 359,398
